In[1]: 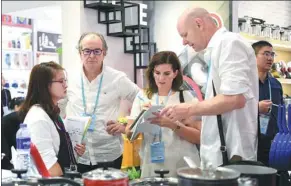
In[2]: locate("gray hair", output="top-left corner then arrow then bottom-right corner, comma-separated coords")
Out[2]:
77,32 -> 108,53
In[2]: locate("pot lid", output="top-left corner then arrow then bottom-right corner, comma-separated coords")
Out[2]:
224,165 -> 277,175
177,167 -> 240,181
82,168 -> 128,180
130,177 -> 178,186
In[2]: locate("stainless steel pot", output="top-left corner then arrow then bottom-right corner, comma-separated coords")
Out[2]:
130,170 -> 178,186
250,18 -> 265,36
284,96 -> 291,106
272,26 -> 281,40
262,24 -> 273,38
224,165 -> 277,186
242,16 -> 253,34
1,169 -> 82,186
177,167 -> 241,186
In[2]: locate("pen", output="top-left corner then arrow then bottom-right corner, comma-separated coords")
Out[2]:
138,95 -> 145,102
272,103 -> 279,107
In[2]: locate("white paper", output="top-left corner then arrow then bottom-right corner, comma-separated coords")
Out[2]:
64,116 -> 91,157
136,122 -> 161,134
130,105 -> 164,141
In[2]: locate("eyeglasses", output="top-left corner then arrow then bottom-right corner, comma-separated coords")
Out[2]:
51,79 -> 67,86
82,49 -> 103,56
258,51 -> 277,58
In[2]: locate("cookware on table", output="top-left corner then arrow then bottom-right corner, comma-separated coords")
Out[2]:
261,24 -> 273,38
130,170 -> 178,186
177,166 -> 241,186
272,25 -> 281,40
250,18 -> 265,36
82,167 -> 129,186
224,165 -> 277,186
1,169 -> 82,186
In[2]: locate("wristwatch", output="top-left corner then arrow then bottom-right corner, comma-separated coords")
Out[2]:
173,121 -> 182,132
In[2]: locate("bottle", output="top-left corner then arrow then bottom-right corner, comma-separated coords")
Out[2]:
16,123 -> 31,170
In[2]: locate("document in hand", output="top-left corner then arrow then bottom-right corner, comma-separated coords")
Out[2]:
130,105 -> 164,141
64,116 -> 91,157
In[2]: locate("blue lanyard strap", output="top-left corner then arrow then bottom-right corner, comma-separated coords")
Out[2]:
153,90 -> 172,142
81,73 -> 104,115
268,79 -> 272,101
155,90 -> 172,105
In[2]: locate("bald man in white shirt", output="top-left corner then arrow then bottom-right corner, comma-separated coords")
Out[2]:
160,7 -> 259,168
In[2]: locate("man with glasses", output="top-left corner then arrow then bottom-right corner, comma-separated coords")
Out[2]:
62,32 -> 139,173
252,40 -> 283,166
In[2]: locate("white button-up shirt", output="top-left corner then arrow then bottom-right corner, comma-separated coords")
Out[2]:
201,27 -> 259,167
65,65 -> 139,165
24,105 -> 60,170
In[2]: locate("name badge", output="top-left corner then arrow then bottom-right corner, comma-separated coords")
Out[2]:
150,142 -> 165,163
83,113 -> 96,132
260,114 -> 270,135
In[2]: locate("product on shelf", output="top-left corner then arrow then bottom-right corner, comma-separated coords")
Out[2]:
22,53 -> 29,68
13,53 -> 20,68
5,53 -> 11,68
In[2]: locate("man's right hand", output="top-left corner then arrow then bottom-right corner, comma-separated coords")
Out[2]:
259,100 -> 272,114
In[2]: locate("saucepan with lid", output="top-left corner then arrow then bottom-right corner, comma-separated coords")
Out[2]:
177,166 -> 241,186
82,167 -> 129,186
224,165 -> 277,186
130,170 -> 178,186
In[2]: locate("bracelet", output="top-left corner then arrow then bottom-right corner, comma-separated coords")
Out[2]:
172,121 -> 182,132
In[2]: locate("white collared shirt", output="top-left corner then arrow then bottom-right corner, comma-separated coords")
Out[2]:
24,105 -> 60,170
64,65 -> 140,165
130,90 -> 201,178
201,27 -> 259,167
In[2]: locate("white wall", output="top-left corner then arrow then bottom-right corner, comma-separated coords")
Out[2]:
153,1 -> 229,55
238,1 -> 291,27
2,1 -> 61,14
61,1 -> 134,81
5,1 -> 135,81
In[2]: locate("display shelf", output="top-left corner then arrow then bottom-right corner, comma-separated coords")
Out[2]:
240,33 -> 291,52
2,48 -> 32,52
277,78 -> 291,85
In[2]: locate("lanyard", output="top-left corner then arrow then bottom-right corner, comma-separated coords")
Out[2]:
81,73 -> 104,115
153,90 -> 172,142
55,116 -> 77,165
155,90 -> 172,106
204,48 -> 213,97
3,89 -> 8,106
268,79 -> 272,101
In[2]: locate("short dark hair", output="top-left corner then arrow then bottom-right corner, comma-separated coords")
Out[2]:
9,97 -> 25,110
145,51 -> 183,99
19,61 -> 64,121
252,40 -> 273,55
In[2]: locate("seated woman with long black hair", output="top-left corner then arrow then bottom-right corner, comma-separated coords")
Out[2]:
19,62 -> 85,177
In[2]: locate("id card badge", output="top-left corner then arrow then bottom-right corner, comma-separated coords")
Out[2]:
259,114 -> 270,135
2,106 -> 9,116
150,142 -> 165,163
83,113 -> 96,132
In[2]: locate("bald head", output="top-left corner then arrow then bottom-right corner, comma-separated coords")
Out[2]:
178,7 -> 210,26
177,7 -> 218,52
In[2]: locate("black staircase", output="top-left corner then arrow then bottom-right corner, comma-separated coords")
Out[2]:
84,0 -> 157,83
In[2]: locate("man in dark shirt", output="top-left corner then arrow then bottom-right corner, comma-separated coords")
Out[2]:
1,112 -> 22,169
252,40 -> 283,166
2,73 -> 12,115
1,98 -> 25,170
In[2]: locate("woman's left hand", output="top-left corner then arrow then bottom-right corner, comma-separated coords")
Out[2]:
74,144 -> 86,156
147,112 -> 175,129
